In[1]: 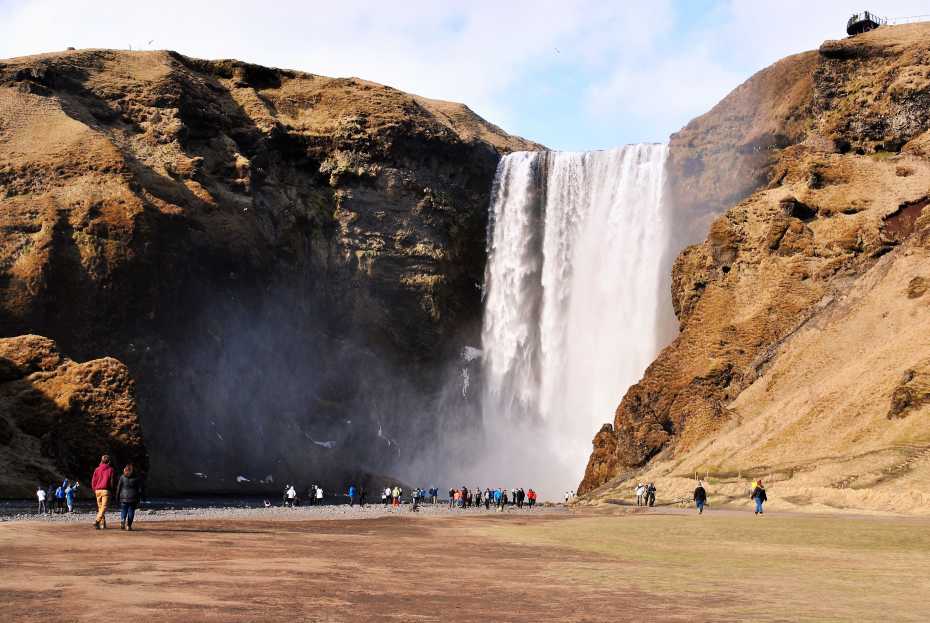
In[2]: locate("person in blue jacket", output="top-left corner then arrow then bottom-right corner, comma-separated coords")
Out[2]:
347,484 -> 357,507
65,480 -> 80,513
54,481 -> 67,513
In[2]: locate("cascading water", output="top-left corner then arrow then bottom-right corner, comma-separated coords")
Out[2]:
478,144 -> 670,499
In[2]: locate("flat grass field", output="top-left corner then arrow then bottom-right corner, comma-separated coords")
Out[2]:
1,507 -> 928,622
470,509 -> 930,621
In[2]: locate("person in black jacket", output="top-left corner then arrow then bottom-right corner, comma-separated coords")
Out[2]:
751,481 -> 767,515
693,482 -> 707,514
116,464 -> 145,530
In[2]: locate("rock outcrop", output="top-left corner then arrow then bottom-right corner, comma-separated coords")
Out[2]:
0,49 -> 538,492
581,23 -> 930,512
0,335 -> 145,497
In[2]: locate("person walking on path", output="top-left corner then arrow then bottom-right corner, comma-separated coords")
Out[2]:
693,481 -> 707,514
91,455 -> 116,529
751,480 -> 767,515
65,480 -> 80,513
115,463 -> 144,530
645,483 -> 657,507
347,485 -> 357,507
36,486 -> 47,515
316,486 -> 324,505
391,485 -> 401,509
635,483 -> 645,506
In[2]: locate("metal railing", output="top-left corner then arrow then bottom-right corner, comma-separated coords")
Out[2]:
847,11 -> 888,30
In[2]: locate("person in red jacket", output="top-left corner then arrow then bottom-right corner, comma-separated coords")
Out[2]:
90,455 -> 116,530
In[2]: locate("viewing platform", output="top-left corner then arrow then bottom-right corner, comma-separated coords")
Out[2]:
847,10 -> 887,36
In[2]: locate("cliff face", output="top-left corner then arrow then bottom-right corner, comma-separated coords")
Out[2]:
0,49 -> 537,492
581,23 -> 930,511
0,335 -> 145,497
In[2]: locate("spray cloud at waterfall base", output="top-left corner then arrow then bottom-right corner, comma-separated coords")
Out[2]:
470,145 -> 671,500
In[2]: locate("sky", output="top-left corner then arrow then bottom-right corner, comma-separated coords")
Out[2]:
1,1 -> 929,150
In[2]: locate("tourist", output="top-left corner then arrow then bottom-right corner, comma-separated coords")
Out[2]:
751,480 -> 767,515
115,463 -> 144,531
474,488 -> 482,508
517,488 -> 525,508
635,482 -> 645,506
347,484 -> 357,507
484,488 -> 491,510
382,486 -> 390,507
316,486 -> 324,505
358,486 -> 366,507
527,488 -> 537,508
431,487 -> 438,505
448,488 -> 455,509
392,485 -> 401,508
286,485 -> 297,507
36,486 -> 47,515
645,483 -> 656,507
65,480 -> 79,513
54,481 -> 66,513
411,488 -> 420,511
693,481 -> 707,514
494,488 -> 503,511
91,455 -> 116,529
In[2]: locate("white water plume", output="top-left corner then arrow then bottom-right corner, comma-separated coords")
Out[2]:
477,144 -> 670,499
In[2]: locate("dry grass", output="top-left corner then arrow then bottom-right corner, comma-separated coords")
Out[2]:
471,511 -> 930,622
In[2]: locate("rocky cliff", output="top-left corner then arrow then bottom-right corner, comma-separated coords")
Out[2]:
0,335 -> 145,497
0,49 -> 537,493
581,23 -> 930,513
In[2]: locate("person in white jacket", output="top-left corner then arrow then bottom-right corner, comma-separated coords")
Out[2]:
36,486 -> 48,514
635,483 -> 646,506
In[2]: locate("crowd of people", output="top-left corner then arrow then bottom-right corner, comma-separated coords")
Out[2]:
33,455 -> 775,527
36,478 -> 80,514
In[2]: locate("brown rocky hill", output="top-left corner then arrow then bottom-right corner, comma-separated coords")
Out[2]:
581,23 -> 930,513
0,49 -> 538,493
0,335 -> 145,497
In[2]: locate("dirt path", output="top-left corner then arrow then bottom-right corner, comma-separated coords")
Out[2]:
0,513 -> 681,622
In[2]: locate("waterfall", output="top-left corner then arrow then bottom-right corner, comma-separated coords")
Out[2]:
479,144 -> 670,498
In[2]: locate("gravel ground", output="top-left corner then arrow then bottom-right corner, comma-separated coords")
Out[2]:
1,501 -> 566,523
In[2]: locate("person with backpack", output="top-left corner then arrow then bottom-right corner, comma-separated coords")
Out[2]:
54,481 -> 66,513
693,481 -> 707,514
751,480 -> 768,515
91,455 -> 116,529
645,483 -> 656,507
115,463 -> 144,530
